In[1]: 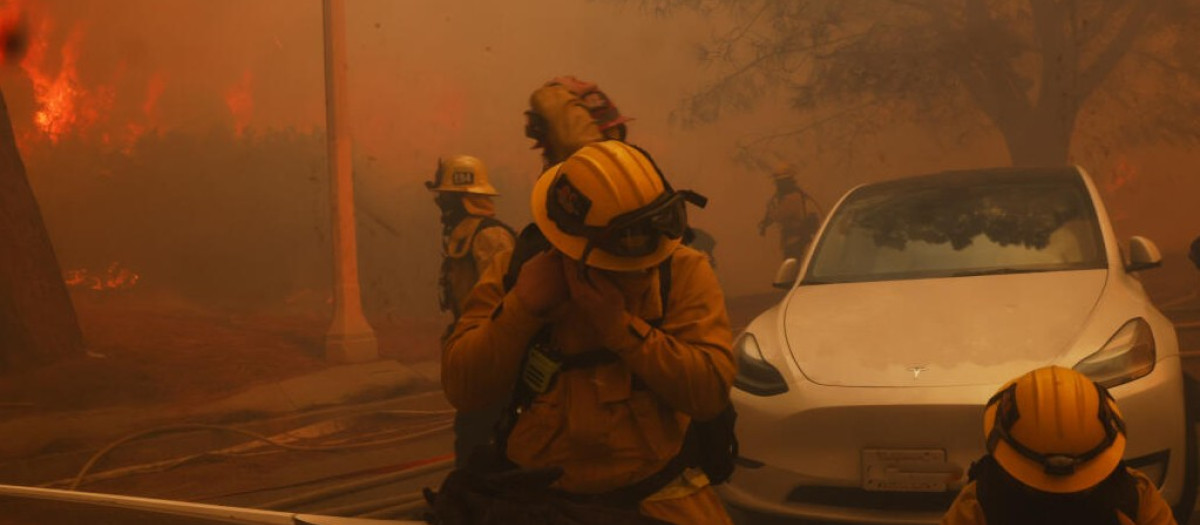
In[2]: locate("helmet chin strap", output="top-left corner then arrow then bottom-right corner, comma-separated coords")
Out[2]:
577,241 -> 599,284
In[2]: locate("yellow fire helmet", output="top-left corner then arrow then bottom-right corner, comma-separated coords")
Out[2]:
531,140 -> 706,272
983,366 -> 1127,494
771,162 -> 797,181
425,155 -> 499,196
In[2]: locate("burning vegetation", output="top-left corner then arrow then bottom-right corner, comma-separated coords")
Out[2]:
63,262 -> 139,292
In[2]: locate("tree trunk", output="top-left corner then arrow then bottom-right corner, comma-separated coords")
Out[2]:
0,89 -> 83,372
999,100 -> 1077,167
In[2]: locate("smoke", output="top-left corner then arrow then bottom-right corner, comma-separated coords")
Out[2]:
3,0 -> 1198,322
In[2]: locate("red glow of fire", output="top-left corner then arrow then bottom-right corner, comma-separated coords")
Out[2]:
1106,158 -> 1138,194
225,69 -> 254,137
21,21 -> 88,142
64,262 -> 140,291
13,4 -> 122,145
143,72 -> 166,117
122,73 -> 168,150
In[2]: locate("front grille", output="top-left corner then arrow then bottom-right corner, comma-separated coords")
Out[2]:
785,485 -> 958,512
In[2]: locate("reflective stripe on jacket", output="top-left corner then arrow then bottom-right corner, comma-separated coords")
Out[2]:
940,468 -> 1177,525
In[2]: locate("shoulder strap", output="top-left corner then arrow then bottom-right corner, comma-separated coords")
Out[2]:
443,216 -> 483,258
647,256 -> 672,329
465,216 -> 516,258
503,223 -> 551,292
476,216 -> 516,238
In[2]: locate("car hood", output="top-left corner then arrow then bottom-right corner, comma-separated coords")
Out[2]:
783,269 -> 1107,387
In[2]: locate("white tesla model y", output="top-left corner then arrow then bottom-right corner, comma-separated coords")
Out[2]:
721,166 -> 1191,524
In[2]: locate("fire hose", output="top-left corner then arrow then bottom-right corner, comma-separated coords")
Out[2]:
57,409 -> 455,490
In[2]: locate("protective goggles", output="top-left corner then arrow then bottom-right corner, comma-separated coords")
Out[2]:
985,382 -> 1125,476
545,167 -> 707,269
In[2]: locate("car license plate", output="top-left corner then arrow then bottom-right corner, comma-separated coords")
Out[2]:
861,449 -> 949,492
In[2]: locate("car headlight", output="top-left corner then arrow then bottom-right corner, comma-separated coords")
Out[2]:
1074,318 -> 1156,389
733,333 -> 789,396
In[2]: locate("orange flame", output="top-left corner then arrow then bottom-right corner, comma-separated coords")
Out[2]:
64,262 -> 140,291
14,4 -> 117,144
225,69 -> 254,137
22,23 -> 83,141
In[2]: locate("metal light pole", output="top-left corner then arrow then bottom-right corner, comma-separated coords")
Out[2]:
322,0 -> 377,363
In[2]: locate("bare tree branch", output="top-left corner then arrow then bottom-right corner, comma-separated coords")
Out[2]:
1078,0 -> 1159,98
678,30 -> 870,125
1131,49 -> 1200,80
734,100 -> 883,153
635,0 -> 1200,166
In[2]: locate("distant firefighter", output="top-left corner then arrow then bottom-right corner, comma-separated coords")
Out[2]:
425,154 -> 515,467
758,164 -> 821,261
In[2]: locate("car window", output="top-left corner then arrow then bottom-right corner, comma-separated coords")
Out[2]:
805,172 -> 1107,284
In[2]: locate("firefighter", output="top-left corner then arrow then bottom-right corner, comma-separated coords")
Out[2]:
526,75 -> 718,263
758,163 -> 820,261
441,141 -> 736,524
941,366 -> 1177,525
426,154 -> 516,468
525,75 -> 630,168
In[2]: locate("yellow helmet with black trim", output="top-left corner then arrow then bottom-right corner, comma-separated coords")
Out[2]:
530,140 -> 706,272
426,155 -> 498,195
983,366 -> 1127,494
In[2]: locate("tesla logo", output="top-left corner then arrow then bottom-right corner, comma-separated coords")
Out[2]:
908,365 -> 928,380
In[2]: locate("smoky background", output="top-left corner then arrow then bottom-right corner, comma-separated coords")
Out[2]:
2,0 -> 1197,333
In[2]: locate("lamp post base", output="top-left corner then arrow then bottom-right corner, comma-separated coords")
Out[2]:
324,331 -> 378,364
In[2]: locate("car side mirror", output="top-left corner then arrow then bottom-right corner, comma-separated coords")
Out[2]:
773,258 -> 801,289
1126,236 -> 1163,273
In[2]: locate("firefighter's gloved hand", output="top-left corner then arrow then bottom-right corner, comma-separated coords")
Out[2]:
563,259 -> 629,341
512,250 -> 569,316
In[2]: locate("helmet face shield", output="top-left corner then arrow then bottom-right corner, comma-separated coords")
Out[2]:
532,140 -> 707,272
545,171 -> 707,268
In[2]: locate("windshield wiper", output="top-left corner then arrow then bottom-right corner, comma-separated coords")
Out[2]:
951,267 -> 1053,278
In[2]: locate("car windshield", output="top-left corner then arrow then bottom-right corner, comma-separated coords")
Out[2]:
804,170 -> 1108,284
